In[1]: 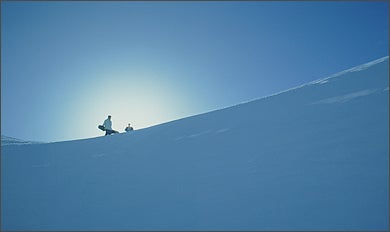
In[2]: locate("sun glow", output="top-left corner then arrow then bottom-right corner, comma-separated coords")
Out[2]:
71,71 -> 191,139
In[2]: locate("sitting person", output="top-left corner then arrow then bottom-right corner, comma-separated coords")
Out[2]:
125,123 -> 134,132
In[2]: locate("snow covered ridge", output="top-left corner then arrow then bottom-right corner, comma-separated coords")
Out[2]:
1,135 -> 44,146
310,56 -> 389,84
238,56 -> 389,105
1,56 -> 388,230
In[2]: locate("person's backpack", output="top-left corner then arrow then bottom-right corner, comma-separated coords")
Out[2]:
98,125 -> 106,131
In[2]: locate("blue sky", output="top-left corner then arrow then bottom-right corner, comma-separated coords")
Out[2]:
1,1 -> 388,142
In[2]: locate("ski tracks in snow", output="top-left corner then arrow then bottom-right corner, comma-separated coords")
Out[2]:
174,128 -> 230,141
309,88 -> 380,105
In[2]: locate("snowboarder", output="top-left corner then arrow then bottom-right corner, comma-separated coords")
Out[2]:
100,115 -> 119,135
125,123 -> 134,132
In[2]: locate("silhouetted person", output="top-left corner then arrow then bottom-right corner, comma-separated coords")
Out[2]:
125,123 -> 134,132
102,115 -> 118,135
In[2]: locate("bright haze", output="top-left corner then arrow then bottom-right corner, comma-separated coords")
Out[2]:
1,1 -> 388,142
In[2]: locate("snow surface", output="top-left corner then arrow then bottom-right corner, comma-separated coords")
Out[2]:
1,135 -> 43,146
1,57 -> 389,230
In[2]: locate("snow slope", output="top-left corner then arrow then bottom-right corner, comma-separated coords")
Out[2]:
1,57 -> 388,230
1,135 -> 43,146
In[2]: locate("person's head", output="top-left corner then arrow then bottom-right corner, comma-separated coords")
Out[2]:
108,115 -> 111,119
128,123 -> 131,126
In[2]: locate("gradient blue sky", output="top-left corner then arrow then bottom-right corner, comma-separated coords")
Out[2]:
1,1 -> 388,142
